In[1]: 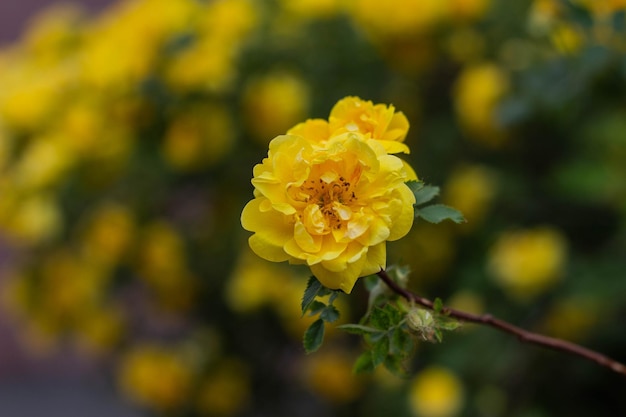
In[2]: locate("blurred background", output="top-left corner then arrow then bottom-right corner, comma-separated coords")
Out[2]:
0,0 -> 625,416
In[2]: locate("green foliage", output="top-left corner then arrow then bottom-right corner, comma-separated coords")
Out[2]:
303,319 -> 325,354
407,181 -> 466,224
338,302 -> 413,375
301,276 -> 342,353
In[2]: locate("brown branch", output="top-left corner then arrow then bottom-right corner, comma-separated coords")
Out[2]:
376,269 -> 626,376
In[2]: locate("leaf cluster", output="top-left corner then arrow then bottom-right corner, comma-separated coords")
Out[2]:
301,276 -> 341,353
339,302 -> 416,375
407,181 -> 466,224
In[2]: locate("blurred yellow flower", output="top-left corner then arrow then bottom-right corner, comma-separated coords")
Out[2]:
0,59 -> 71,132
550,23 -> 584,54
302,348 -> 365,403
541,297 -> 599,342
408,366 -> 464,417
453,63 -> 509,147
79,204 -> 136,268
279,0 -> 341,19
241,132 -> 416,293
488,227 -> 567,301
243,72 -> 311,143
443,165 -> 496,230
165,37 -> 237,93
22,4 -> 83,65
166,0 -> 258,93
80,0 -> 196,91
4,193 -> 62,246
349,0 -> 446,38
196,359 -> 251,417
75,304 -> 126,355
448,0 -> 491,21
162,103 -> 235,170
39,250 -> 107,320
225,248 -> 295,313
119,343 -> 193,411
14,135 -> 74,190
136,221 -> 197,311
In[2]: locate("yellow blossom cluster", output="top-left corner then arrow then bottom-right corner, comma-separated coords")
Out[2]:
241,97 -> 417,293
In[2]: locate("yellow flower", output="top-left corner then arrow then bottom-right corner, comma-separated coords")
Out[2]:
119,343 -> 193,411
136,221 -> 197,311
453,63 -> 509,147
75,304 -> 126,355
349,0 -> 447,38
408,366 -> 464,417
488,227 -> 567,301
241,132 -> 416,293
448,0 -> 491,21
443,164 -> 496,230
79,203 -> 135,267
162,103 -> 235,170
225,248 -> 295,313
196,359 -> 251,417
328,96 -> 410,154
243,72 -> 311,144
301,349 -> 365,403
279,0 -> 341,19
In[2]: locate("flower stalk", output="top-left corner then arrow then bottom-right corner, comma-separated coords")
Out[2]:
376,269 -> 626,376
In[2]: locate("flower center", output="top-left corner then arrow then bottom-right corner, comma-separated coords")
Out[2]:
290,165 -> 363,233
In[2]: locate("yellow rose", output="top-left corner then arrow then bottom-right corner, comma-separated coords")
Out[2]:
241,132 -> 416,293
328,96 -> 410,154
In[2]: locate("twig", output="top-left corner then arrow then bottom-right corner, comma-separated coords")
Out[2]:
377,269 -> 626,376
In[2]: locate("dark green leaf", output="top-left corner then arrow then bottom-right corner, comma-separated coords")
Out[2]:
417,204 -> 466,224
369,307 -> 391,329
307,300 -> 327,316
338,324 -> 382,335
413,185 -> 440,206
406,180 -> 424,195
383,303 -> 403,324
303,319 -> 325,353
390,327 -> 413,355
353,351 -> 376,374
301,276 -> 330,315
383,354 -> 408,377
321,305 -> 340,323
371,335 -> 390,366
302,277 -> 321,314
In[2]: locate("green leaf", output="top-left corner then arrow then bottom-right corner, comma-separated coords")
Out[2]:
438,318 -> 462,331
301,276 -> 330,315
433,297 -> 443,313
406,180 -> 424,195
320,305 -> 340,323
303,319 -> 325,353
371,335 -> 390,367
416,204 -> 466,224
369,307 -> 391,330
384,303 -> 404,324
434,329 -> 443,343
390,327 -> 413,355
383,354 -> 408,377
353,351 -> 376,374
338,324 -> 382,335
413,185 -> 440,206
307,300 -> 327,316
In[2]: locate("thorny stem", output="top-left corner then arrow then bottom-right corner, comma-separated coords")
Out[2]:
376,269 -> 626,376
